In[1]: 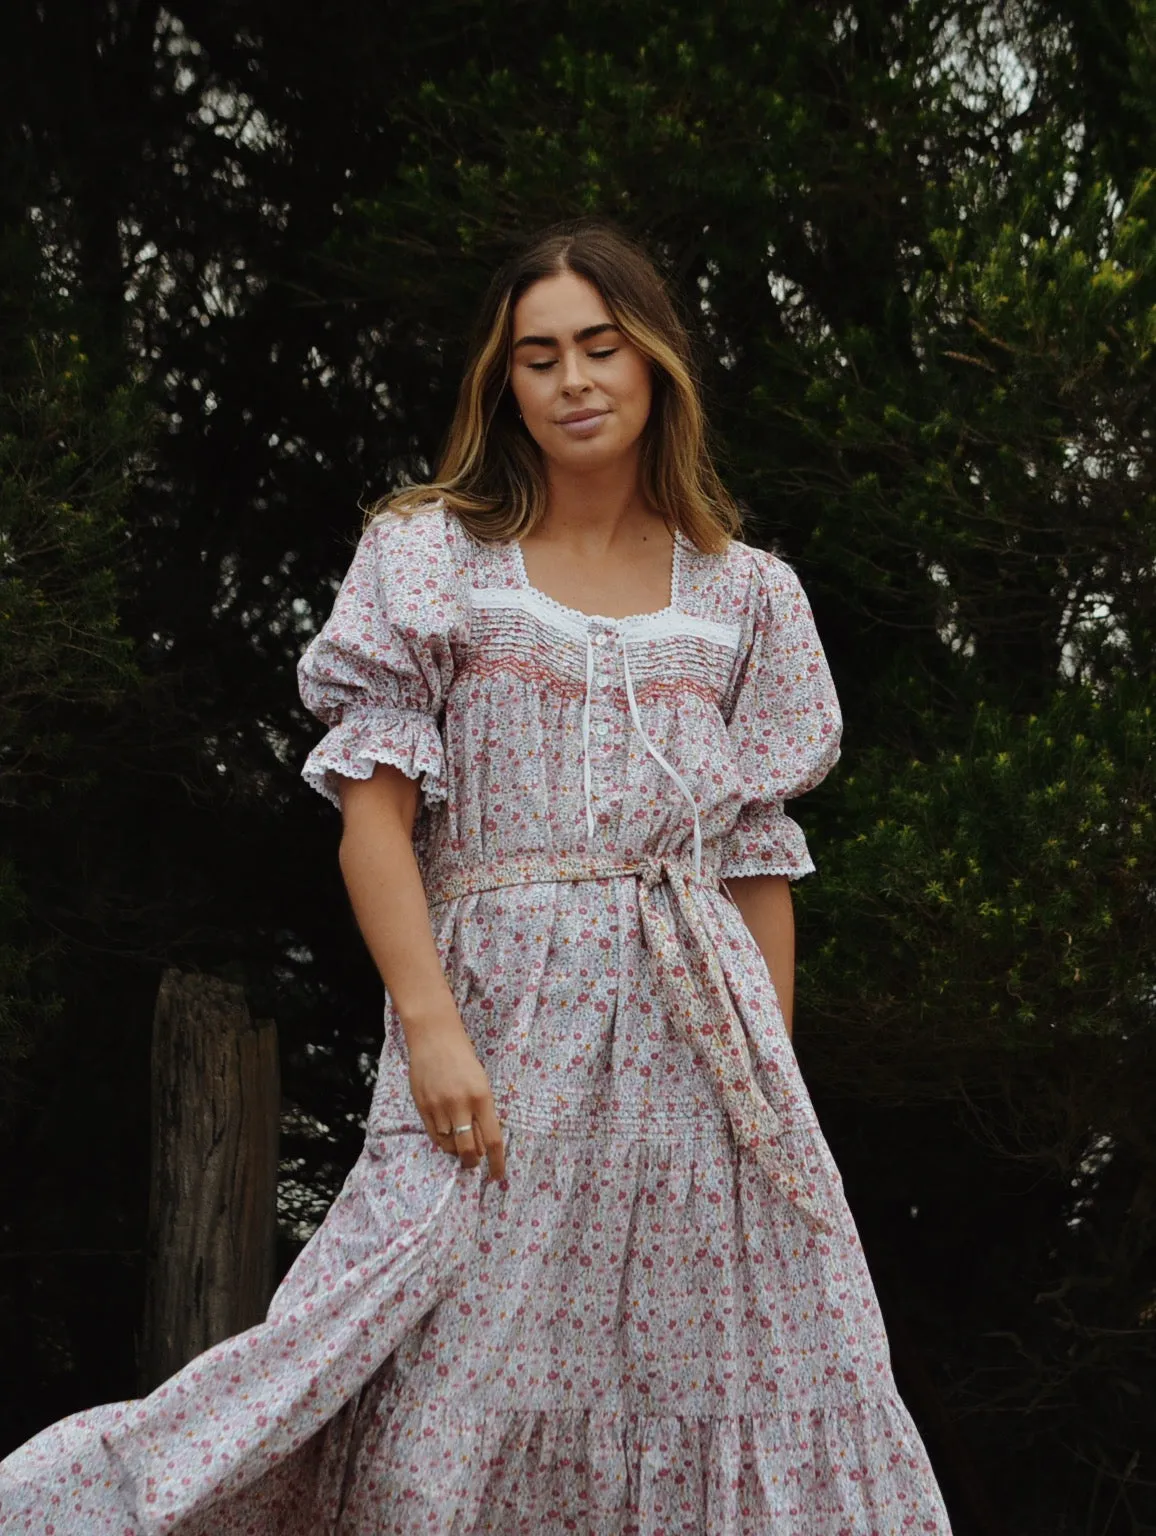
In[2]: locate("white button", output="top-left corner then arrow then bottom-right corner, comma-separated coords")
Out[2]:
594,722 -> 610,737
590,633 -> 606,647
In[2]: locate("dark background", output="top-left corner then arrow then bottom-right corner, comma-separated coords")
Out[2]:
1,3 -> 1154,1532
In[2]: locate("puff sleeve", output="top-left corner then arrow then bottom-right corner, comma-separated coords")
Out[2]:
296,508 -> 470,810
719,551 -> 842,880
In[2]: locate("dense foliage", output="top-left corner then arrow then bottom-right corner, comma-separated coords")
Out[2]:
0,234 -> 146,1086
1,2 -> 1153,1529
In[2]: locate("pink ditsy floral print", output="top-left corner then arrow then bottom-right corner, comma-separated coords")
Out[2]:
0,505 -> 952,1533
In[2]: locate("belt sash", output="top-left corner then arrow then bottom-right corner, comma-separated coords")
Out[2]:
426,851 -> 832,1236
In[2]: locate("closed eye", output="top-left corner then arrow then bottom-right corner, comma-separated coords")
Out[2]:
526,347 -> 619,373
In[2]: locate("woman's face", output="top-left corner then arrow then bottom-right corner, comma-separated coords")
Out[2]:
508,270 -> 653,472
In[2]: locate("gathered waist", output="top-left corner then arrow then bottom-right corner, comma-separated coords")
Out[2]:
424,849 -> 721,908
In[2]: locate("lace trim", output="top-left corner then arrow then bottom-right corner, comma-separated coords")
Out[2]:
719,855 -> 817,882
302,711 -> 446,811
508,529 -> 684,626
469,585 -> 741,651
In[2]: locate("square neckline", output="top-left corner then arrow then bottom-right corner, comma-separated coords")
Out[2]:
510,526 -> 685,627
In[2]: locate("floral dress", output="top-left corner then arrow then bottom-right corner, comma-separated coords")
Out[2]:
0,505 -> 953,1534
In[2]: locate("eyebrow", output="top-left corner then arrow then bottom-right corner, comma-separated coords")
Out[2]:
512,322 -> 620,351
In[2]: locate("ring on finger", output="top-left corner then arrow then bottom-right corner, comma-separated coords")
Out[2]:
452,1122 -> 474,1136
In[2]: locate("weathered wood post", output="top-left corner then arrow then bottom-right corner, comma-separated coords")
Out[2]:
140,968 -> 280,1392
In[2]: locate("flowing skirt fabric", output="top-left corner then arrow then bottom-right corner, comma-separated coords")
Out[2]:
0,877 -> 952,1534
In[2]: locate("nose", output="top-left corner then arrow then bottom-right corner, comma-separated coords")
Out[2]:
560,347 -> 592,394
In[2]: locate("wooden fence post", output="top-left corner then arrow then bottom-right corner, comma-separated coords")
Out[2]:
140,968 -> 280,1392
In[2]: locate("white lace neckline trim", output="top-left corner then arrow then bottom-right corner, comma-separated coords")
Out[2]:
509,528 -> 685,627
469,586 -> 740,650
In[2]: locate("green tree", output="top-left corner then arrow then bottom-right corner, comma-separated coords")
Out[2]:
0,230 -> 146,1079
3,2 -> 1154,1528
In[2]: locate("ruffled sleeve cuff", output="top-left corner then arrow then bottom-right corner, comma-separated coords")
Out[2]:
718,805 -> 816,881
300,706 -> 447,811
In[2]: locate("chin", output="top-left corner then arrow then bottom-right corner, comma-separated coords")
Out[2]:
555,444 -> 632,473
552,428 -> 642,464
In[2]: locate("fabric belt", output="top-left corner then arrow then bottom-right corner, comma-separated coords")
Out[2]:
425,851 -> 832,1236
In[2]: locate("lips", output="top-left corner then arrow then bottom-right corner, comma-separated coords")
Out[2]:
557,409 -> 608,424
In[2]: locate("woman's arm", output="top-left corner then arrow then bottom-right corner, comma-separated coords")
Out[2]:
337,763 -> 505,1176
337,765 -> 454,1029
723,873 -> 796,1039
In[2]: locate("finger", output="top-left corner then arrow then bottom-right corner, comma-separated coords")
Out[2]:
420,1109 -> 456,1154
452,1114 -> 481,1170
475,1102 -> 506,1181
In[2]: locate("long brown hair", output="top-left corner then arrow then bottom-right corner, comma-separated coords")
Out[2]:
378,220 -> 743,553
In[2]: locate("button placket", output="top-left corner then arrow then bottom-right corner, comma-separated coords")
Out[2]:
587,627 -> 618,801
596,627 -> 617,736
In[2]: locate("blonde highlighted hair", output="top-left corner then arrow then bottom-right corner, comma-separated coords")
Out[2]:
376,220 -> 743,553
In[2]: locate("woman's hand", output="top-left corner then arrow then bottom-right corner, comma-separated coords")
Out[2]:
405,1011 -> 507,1180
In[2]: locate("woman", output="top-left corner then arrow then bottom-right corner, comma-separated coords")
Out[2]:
0,221 -> 953,1532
